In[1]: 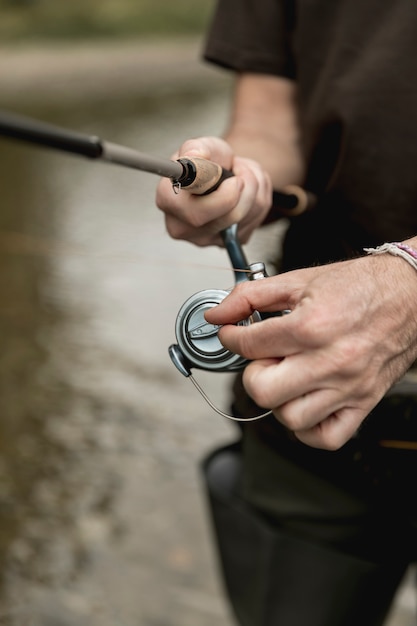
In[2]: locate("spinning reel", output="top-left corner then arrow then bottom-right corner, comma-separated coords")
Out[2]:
169,223 -> 287,422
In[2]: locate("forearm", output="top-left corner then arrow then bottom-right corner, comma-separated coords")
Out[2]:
223,73 -> 305,190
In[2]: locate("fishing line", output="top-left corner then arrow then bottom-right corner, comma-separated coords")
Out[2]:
189,374 -> 272,422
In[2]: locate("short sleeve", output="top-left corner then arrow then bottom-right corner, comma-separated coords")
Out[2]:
203,0 -> 295,78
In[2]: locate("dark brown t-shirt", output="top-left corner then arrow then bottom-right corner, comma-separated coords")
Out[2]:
204,0 -> 417,267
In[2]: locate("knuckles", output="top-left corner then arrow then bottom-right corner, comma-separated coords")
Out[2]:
242,365 -> 277,408
165,219 -> 189,241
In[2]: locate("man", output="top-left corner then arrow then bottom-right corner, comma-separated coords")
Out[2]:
156,1 -> 417,624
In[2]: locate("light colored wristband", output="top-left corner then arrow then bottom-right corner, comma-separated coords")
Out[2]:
364,242 -> 417,271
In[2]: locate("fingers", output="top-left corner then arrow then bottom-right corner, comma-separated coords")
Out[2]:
157,175 -> 244,245
217,321 -> 288,366
229,156 -> 273,242
242,352 -> 343,412
294,408 -> 365,450
242,358 -> 371,450
209,279 -> 311,361
206,275 -> 300,325
155,137 -> 273,246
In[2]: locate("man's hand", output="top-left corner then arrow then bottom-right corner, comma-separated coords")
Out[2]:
155,136 -> 273,246
205,253 -> 417,450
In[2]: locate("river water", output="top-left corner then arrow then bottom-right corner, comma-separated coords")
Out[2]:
0,40 -> 412,626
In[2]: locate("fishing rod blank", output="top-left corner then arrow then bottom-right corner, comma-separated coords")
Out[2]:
0,109 -> 232,195
0,109 -> 316,212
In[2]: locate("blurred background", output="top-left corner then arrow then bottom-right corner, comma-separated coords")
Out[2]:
0,0 -> 212,41
0,2 -> 414,625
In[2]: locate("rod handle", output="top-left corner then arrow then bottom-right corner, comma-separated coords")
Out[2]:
176,157 -> 233,195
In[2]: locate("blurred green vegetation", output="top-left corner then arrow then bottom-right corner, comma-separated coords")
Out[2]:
0,0 -> 215,42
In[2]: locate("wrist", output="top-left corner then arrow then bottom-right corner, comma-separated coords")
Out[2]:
364,240 -> 417,273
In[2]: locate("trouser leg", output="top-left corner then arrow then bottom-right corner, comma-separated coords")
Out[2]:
202,444 -> 408,626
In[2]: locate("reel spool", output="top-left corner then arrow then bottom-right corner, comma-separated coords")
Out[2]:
173,288 -> 262,373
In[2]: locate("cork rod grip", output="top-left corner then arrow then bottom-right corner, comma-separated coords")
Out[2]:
176,157 -> 234,195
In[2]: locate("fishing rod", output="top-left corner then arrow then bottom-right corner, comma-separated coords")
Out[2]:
0,109 -> 232,195
0,109 -> 315,212
0,108 -> 304,421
